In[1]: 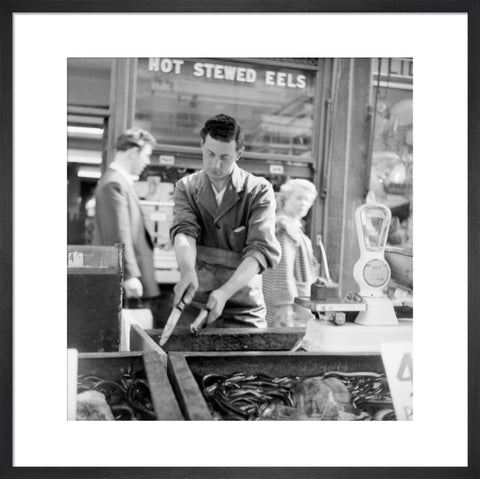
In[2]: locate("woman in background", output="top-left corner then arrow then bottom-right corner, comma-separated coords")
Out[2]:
263,179 -> 319,327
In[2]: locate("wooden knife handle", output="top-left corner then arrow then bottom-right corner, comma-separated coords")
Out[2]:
190,309 -> 209,336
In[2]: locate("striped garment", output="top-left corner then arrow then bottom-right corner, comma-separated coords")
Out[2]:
262,215 -> 319,327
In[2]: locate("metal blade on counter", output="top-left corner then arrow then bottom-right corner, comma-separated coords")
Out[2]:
159,300 -> 186,347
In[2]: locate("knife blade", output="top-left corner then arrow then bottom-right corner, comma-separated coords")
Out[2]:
159,299 -> 186,346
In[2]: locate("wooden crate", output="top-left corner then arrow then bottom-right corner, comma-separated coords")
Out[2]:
127,322 -> 167,368
68,244 -> 123,352
143,327 -> 305,353
167,351 -> 385,420
78,351 -> 183,420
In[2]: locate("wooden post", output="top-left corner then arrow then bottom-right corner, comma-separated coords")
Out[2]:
105,58 -> 138,169
324,58 -> 373,295
311,58 -> 333,268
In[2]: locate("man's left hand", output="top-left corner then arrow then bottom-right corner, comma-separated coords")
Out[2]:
205,288 -> 230,324
124,277 -> 143,298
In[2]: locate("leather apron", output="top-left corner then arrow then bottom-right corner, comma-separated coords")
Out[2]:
184,245 -> 267,328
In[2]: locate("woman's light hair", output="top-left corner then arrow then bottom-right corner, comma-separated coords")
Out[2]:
277,179 -> 318,211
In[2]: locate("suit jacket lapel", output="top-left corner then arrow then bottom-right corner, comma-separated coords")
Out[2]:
126,185 -> 155,247
106,167 -> 139,205
214,164 -> 245,223
197,171 -> 218,220
128,182 -> 142,208
109,168 -> 154,246
214,182 -> 240,223
196,167 -> 245,224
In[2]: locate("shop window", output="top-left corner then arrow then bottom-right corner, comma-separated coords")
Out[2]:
67,58 -> 112,108
134,58 -> 316,158
370,58 -> 413,248
67,58 -> 112,244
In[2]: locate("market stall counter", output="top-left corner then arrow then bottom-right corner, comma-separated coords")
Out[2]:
142,327 -> 305,352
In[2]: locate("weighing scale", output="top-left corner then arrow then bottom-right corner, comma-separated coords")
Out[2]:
296,192 -> 412,353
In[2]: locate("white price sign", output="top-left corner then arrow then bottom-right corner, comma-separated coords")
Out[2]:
269,164 -> 284,174
159,155 -> 175,166
381,341 -> 413,420
67,251 -> 84,267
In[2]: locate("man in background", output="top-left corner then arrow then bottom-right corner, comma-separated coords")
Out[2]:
93,128 -> 160,302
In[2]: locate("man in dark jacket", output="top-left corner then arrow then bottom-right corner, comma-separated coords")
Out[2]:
93,128 -> 160,301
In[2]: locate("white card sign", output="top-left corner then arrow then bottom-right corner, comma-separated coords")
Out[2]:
381,341 -> 413,420
269,164 -> 284,174
67,251 -> 84,267
159,155 -> 175,166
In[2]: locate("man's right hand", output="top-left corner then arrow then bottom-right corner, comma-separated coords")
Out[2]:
174,270 -> 198,306
124,277 -> 143,299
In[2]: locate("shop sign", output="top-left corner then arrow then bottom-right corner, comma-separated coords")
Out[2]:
148,58 -> 307,89
381,341 -> 413,420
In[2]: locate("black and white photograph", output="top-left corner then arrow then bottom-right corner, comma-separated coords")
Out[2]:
66,56 -> 414,423
3,7 -> 475,477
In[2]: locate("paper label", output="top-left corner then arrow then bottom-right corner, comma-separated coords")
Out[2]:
381,341 -> 413,420
269,164 -> 284,174
159,155 -> 175,165
67,251 -> 84,267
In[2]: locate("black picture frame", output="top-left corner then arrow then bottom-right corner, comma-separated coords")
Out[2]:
1,1 -> 479,478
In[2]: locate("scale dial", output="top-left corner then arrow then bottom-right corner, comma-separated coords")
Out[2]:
363,258 -> 390,288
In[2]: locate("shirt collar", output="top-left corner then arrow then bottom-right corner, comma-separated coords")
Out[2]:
204,164 -> 244,192
229,164 -> 245,192
109,162 -> 136,185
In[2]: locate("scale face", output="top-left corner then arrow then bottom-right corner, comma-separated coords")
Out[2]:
363,258 -> 390,288
353,193 -> 398,325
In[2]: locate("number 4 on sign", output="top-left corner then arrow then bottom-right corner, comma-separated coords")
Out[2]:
381,342 -> 413,421
397,353 -> 413,381
67,252 -> 84,267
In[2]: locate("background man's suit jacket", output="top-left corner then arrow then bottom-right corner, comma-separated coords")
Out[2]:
92,167 -> 159,298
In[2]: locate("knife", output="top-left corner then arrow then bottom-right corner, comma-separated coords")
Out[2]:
159,299 -> 186,346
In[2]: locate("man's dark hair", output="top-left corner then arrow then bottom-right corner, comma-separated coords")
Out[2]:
200,114 -> 244,151
115,128 -> 156,152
